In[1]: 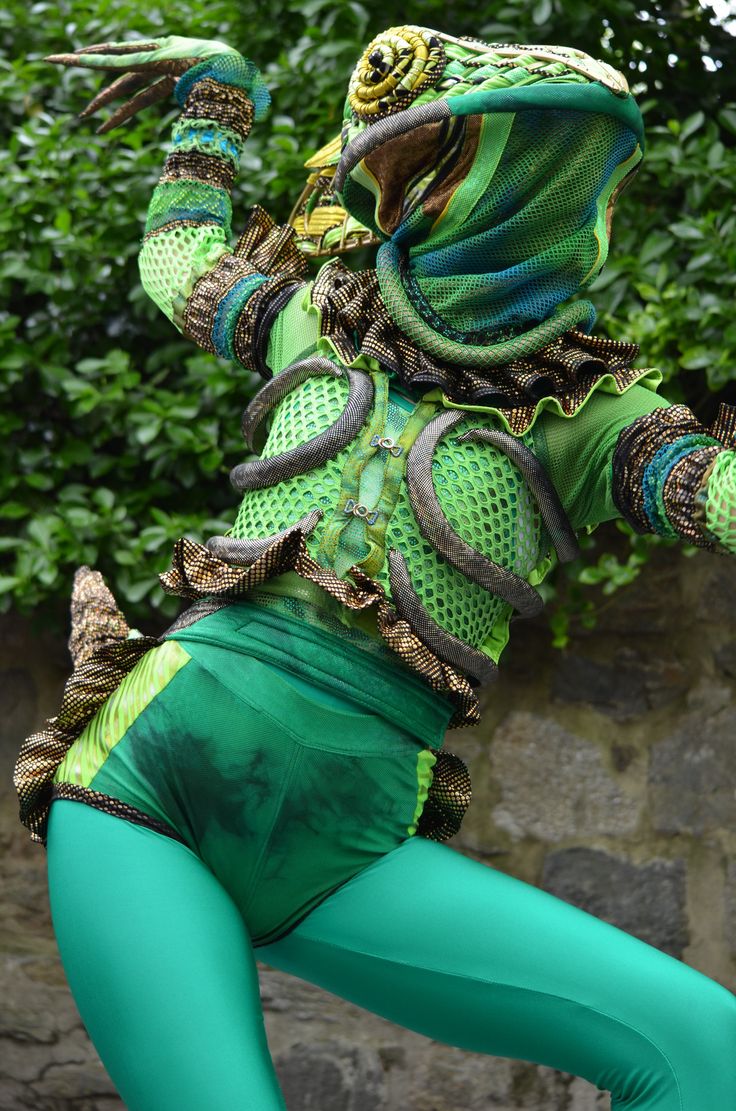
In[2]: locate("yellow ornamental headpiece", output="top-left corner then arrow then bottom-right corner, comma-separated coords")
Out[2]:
347,27 -> 447,119
288,134 -> 380,257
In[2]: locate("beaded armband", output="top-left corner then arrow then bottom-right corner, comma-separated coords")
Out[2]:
140,57 -> 308,372
181,205 -> 308,372
612,405 -> 723,547
157,79 -> 254,206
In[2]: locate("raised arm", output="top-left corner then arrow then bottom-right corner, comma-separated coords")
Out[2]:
47,37 -> 309,377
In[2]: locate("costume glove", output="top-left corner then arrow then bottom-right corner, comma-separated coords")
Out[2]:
45,35 -> 240,133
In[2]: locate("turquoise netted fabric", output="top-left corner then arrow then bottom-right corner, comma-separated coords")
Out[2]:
336,29 -> 644,366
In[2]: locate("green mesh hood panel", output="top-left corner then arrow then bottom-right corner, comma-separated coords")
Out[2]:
335,28 -> 643,365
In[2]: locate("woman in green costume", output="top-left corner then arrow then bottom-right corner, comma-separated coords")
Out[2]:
15,26 -> 736,1110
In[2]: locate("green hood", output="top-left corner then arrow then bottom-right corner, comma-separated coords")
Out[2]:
335,28 -> 644,366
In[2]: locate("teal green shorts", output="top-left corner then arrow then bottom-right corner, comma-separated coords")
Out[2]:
51,601 -> 453,945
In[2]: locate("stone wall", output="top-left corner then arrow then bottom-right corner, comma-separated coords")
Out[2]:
2,546 -> 735,1110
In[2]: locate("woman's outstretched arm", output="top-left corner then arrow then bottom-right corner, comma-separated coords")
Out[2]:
48,37 -> 309,377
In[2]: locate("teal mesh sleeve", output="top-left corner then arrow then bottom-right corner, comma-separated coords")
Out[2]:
138,54 -> 308,375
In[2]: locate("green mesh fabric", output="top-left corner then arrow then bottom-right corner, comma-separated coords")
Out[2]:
230,375 -> 353,556
139,225 -> 230,324
375,417 -> 542,659
145,180 -> 233,235
704,451 -> 736,552
380,110 -> 637,354
232,361 -> 546,662
174,53 -> 271,119
337,28 -> 643,366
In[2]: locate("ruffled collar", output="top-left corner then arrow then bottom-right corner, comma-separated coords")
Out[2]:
310,260 -> 659,435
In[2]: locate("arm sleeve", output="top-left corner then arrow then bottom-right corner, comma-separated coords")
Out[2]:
138,52 -> 309,378
535,384 -> 736,552
534,386 -> 671,532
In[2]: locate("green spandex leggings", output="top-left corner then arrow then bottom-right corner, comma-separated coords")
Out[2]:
48,800 -> 736,1111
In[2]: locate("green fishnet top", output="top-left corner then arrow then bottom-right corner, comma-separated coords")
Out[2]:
138,48 -> 735,676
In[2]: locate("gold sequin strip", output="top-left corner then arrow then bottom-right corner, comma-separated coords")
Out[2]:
235,204 -> 309,280
181,77 -> 255,139
161,150 -> 237,191
183,251 -> 263,354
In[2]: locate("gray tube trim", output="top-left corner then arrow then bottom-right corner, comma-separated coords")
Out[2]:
388,549 -> 497,685
230,369 -> 374,492
457,428 -> 580,563
334,101 -> 453,192
161,596 -> 232,638
406,408 -> 544,617
242,356 -> 344,452
205,509 -> 323,566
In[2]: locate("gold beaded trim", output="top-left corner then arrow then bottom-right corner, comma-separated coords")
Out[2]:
348,26 -> 447,120
183,252 -> 262,354
161,150 -> 236,191
181,77 -> 255,139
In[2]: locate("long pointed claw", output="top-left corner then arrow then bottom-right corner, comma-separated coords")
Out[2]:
78,71 -> 149,118
45,52 -> 133,70
45,52 -> 195,76
95,74 -> 177,133
76,41 -> 160,55
45,52 -> 91,65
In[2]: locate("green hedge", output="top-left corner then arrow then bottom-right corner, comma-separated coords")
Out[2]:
1,0 -> 735,635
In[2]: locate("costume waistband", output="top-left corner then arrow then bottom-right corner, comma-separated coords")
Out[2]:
165,597 -> 454,747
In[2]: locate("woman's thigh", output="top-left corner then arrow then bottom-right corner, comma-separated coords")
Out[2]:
261,836 -> 736,1110
47,800 -> 286,1111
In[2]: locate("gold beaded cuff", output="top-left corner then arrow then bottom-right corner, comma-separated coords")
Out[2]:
183,252 -> 262,354
661,444 -> 722,548
612,405 -> 712,534
181,77 -> 255,140
161,150 -> 237,191
232,274 -> 304,374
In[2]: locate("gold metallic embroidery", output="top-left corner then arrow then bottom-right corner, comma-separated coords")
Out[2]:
180,77 -> 255,139
311,261 -> 643,433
